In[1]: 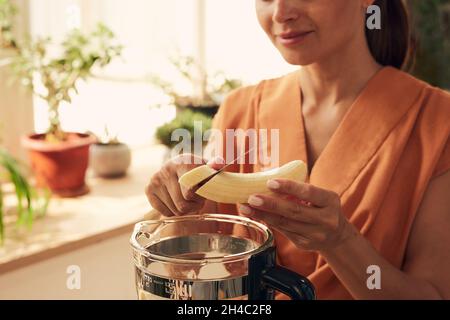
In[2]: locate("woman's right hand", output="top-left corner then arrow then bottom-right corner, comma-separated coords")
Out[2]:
145,153 -> 225,217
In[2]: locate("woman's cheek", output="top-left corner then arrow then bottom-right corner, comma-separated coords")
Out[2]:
308,0 -> 362,42
255,9 -> 273,39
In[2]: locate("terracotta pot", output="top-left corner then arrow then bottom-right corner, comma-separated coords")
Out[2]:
21,132 -> 97,197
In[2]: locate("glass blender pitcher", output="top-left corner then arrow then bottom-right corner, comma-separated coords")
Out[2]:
130,214 -> 315,300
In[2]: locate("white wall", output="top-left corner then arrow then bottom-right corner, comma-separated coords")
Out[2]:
0,0 -> 34,162
0,66 -> 34,162
204,0 -> 296,84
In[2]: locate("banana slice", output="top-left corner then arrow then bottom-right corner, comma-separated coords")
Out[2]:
178,160 -> 307,204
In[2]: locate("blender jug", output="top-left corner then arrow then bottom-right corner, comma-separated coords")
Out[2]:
130,214 -> 315,300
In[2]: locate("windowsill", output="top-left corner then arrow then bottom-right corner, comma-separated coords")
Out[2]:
0,143 -> 167,275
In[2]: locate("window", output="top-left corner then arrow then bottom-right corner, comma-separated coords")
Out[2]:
28,0 -> 295,146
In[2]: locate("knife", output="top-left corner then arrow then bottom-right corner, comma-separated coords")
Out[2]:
197,147 -> 256,187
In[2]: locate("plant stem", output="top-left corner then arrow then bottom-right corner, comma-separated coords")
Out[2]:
47,100 -> 66,141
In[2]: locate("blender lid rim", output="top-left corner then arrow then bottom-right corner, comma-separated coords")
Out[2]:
130,213 -> 275,265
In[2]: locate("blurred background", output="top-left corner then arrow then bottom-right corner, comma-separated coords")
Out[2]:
0,0 -> 448,299
1,0 -> 449,158
1,0 -> 297,153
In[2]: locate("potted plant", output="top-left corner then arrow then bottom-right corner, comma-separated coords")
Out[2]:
10,23 -> 122,197
0,147 -> 50,245
155,109 -> 212,160
0,0 -> 17,50
0,0 -> 18,71
151,54 -> 242,117
89,126 -> 131,178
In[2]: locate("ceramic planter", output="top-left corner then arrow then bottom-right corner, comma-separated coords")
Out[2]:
89,143 -> 131,178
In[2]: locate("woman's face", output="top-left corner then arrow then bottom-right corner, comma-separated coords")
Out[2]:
255,0 -> 370,66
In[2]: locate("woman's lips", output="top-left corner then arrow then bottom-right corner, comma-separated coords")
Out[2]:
277,31 -> 314,46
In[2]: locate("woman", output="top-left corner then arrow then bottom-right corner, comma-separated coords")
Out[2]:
146,0 -> 450,299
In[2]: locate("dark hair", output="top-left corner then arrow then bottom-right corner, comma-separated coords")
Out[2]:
365,0 -> 411,69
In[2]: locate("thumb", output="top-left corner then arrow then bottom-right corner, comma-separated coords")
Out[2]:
207,156 -> 226,170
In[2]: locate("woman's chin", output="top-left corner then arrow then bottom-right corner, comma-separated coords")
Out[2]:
275,46 -> 315,66
281,52 -> 316,67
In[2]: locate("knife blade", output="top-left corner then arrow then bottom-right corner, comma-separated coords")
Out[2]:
197,147 -> 256,187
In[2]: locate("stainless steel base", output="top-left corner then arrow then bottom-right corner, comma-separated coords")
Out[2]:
136,268 -> 248,300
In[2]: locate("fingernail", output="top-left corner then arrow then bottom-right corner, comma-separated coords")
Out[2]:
239,204 -> 253,215
248,196 -> 264,207
267,180 -> 280,189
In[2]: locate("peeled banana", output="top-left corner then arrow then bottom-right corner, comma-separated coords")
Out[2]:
178,160 -> 307,204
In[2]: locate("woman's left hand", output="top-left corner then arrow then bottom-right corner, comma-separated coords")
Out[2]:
239,179 -> 356,253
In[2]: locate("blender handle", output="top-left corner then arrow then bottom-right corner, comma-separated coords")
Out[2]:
261,266 -> 316,300
248,246 -> 316,300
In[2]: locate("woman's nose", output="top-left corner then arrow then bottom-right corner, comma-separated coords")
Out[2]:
273,0 -> 299,23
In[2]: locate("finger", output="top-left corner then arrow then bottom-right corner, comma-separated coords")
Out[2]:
239,205 -> 322,250
156,185 -> 183,216
167,176 -> 204,214
176,156 -> 225,201
207,156 -> 226,170
180,184 -> 205,203
176,171 -> 206,203
246,194 -> 320,224
145,179 -> 175,217
146,191 -> 174,217
267,179 -> 338,208
241,205 -> 320,236
158,164 -> 193,215
173,155 -> 209,200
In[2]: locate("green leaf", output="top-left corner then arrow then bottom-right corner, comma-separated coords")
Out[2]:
0,148 -> 50,244
3,160 -> 26,227
15,171 -> 33,229
8,21 -> 122,138
155,110 -> 213,149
